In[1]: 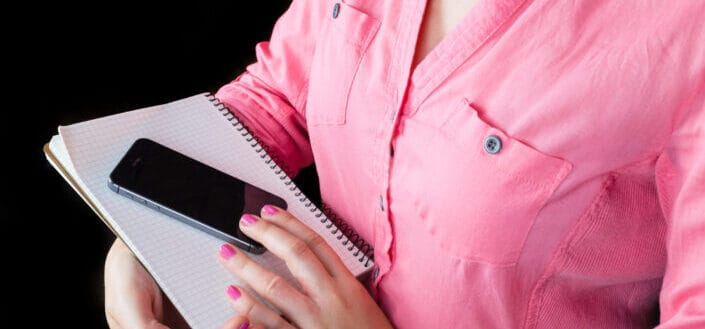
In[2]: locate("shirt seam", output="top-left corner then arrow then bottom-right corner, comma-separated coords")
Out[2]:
521,173 -> 616,329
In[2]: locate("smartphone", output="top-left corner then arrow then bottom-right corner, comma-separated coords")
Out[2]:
108,138 -> 287,254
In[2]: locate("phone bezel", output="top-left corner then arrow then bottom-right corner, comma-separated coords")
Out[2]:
107,138 -> 269,254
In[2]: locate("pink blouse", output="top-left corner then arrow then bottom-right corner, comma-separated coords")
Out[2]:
216,0 -> 705,327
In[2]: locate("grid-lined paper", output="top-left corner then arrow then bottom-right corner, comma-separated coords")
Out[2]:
51,94 -> 371,329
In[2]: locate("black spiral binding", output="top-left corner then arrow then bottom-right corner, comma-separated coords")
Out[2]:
207,94 -> 374,268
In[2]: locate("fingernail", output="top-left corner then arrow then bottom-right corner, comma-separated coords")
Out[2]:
240,214 -> 258,226
220,244 -> 236,260
239,322 -> 250,329
262,204 -> 278,215
227,285 -> 241,300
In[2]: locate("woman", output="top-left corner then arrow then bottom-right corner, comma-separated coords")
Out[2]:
105,0 -> 705,328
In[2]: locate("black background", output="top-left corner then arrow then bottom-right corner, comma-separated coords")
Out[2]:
7,2 -> 316,327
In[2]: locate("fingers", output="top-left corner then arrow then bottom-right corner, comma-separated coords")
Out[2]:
238,213 -> 335,293
222,286 -> 296,329
105,239 -> 169,329
221,315 -> 267,329
259,205 -> 352,279
218,244 -> 310,321
220,316 -> 256,329
219,207 -> 355,328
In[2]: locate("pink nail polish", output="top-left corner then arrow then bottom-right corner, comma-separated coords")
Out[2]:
240,214 -> 258,226
262,204 -> 278,215
227,285 -> 241,300
220,244 -> 236,260
239,323 -> 250,329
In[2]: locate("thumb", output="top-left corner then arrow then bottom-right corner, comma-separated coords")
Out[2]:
105,239 -> 168,329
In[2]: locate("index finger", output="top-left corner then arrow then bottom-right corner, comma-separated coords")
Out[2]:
239,214 -> 335,294
260,205 -> 352,279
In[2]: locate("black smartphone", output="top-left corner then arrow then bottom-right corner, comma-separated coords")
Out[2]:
108,138 -> 287,254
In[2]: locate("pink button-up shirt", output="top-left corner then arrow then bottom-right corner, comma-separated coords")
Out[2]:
216,0 -> 705,327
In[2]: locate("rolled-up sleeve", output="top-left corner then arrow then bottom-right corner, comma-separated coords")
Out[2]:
216,0 -> 326,176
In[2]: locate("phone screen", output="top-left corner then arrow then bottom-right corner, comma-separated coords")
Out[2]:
108,138 -> 286,253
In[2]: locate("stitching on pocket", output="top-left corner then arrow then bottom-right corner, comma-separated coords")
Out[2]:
307,2 -> 380,126
418,99 -> 573,265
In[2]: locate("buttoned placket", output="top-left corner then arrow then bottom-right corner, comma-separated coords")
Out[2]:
368,0 -> 427,298
370,102 -> 402,292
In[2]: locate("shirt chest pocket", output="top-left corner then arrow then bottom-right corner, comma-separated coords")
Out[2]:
306,0 -> 380,126
414,100 -> 573,265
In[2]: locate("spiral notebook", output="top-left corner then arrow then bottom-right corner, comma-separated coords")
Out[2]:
44,93 -> 373,329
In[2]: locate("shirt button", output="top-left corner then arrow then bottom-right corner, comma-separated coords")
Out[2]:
379,194 -> 384,211
484,135 -> 502,154
372,266 -> 380,280
332,3 -> 340,18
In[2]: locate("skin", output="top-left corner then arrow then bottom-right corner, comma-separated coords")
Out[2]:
104,206 -> 393,329
105,240 -> 164,329
105,239 -> 189,329
217,206 -> 393,328
413,0 -> 480,68
104,0 -> 480,327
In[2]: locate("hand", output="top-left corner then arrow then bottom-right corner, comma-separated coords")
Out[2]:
217,205 -> 393,329
104,239 -> 188,329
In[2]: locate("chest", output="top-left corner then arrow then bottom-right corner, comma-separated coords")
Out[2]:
413,0 -> 480,67
305,0 -> 685,225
